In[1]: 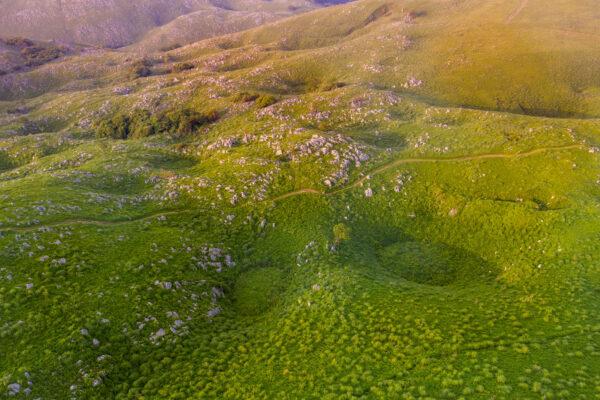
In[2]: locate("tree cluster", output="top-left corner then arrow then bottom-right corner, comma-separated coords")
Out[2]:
93,108 -> 219,139
2,36 -> 66,67
128,58 -> 153,79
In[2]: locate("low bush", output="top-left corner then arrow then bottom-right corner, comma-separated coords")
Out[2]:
2,37 -> 65,66
3,36 -> 34,49
321,81 -> 345,91
333,223 -> 351,245
128,59 -> 153,79
162,109 -> 214,134
255,94 -> 277,108
304,77 -> 321,92
128,109 -> 155,139
21,45 -> 64,66
232,92 -> 259,103
93,113 -> 131,139
129,65 -> 151,79
171,62 -> 194,73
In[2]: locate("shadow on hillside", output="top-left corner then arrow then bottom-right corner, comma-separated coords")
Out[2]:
340,222 -> 496,287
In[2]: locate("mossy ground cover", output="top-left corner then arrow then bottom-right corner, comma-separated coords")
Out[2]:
1,0 -> 600,398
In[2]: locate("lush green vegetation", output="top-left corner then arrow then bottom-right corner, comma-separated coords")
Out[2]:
255,94 -> 277,108
1,0 -> 600,398
93,108 -> 219,139
232,92 -> 260,103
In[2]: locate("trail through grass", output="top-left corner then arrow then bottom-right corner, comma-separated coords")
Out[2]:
504,0 -> 529,24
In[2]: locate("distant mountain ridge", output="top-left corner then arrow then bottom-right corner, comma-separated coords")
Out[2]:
0,0 -> 354,48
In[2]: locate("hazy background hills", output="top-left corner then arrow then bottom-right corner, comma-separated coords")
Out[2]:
0,0 -> 354,48
0,0 -> 599,118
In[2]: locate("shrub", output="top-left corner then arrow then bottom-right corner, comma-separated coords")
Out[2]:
205,109 -> 219,123
2,37 -> 65,66
129,66 -> 151,79
0,70 -> 6,76
163,109 -> 219,134
168,110 -> 201,134
93,113 -> 130,139
171,62 -> 194,73
321,81 -> 345,91
93,107 -> 219,139
333,223 -> 351,245
21,45 -> 64,66
404,9 -> 424,22
128,109 -> 156,139
304,77 -> 321,92
255,94 -> 277,108
128,59 -> 153,79
3,36 -> 34,49
232,92 -> 259,103
135,58 -> 153,67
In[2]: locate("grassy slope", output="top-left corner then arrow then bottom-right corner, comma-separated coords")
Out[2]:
0,0 -> 600,398
0,0 -> 323,48
2,0 -> 599,114
125,9 -> 284,53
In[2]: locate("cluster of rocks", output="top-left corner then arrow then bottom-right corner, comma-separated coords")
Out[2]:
411,132 -> 430,148
402,77 -> 423,89
192,245 -> 236,273
154,158 -> 283,206
112,86 -> 132,95
391,172 -> 414,193
285,133 -> 372,188
206,137 -> 238,150
5,380 -> 33,396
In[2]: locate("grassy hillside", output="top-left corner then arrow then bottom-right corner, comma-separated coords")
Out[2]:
126,8 -> 290,53
0,0 -> 600,398
0,0 -> 331,48
2,0 -> 599,115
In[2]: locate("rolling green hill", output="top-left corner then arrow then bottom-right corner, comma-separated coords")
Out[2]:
1,0 -> 600,398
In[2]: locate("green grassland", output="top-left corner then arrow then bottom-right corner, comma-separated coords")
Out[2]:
1,0 -> 600,398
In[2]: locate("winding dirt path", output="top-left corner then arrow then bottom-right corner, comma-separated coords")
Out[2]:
271,188 -> 322,202
332,144 -> 582,194
504,0 -> 528,24
0,210 -> 193,233
0,145 -> 582,232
